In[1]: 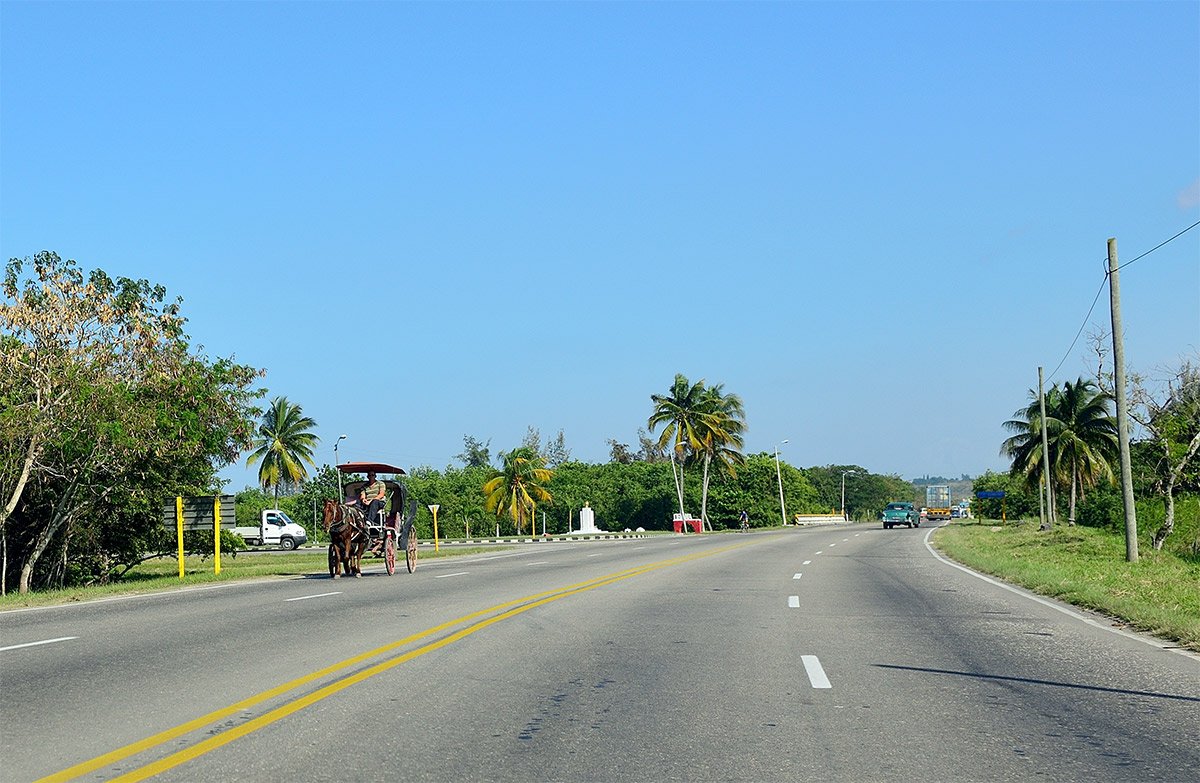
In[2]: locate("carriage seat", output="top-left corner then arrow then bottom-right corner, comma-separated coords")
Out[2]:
342,481 -> 390,527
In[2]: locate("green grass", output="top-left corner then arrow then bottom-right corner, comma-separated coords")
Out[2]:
0,545 -> 506,611
933,518 -> 1200,652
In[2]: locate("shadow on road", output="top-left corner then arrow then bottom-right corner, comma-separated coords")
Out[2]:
873,663 -> 1200,703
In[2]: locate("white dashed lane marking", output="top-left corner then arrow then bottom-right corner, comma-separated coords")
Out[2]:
801,655 -> 832,688
788,595 -> 800,608
285,592 -> 341,602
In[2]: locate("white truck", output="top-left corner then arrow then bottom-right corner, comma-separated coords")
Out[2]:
233,509 -> 308,550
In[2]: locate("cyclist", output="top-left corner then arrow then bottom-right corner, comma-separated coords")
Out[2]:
739,509 -> 749,533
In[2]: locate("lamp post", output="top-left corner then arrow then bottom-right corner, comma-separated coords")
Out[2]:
775,439 -> 789,527
334,435 -> 347,500
841,470 -> 858,521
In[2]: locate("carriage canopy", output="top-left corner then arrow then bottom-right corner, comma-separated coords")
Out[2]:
336,462 -> 406,475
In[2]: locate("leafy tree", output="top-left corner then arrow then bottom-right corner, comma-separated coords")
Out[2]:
245,396 -> 319,508
520,426 -> 542,455
802,465 -> 915,521
970,470 -> 1039,521
543,429 -> 572,468
635,428 -> 668,462
483,446 -> 553,535
0,252 -> 260,593
607,439 -> 636,464
455,435 -> 492,469
1128,359 -> 1200,550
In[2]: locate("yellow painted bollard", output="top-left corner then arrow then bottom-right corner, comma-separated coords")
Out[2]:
213,496 -> 222,575
176,496 -> 185,579
428,504 -> 440,553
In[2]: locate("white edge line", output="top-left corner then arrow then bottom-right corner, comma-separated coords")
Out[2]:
801,655 -> 832,688
434,572 -> 469,579
0,580 -> 252,615
0,636 -> 78,652
285,592 -> 342,602
526,561 -> 549,566
922,527 -> 1200,661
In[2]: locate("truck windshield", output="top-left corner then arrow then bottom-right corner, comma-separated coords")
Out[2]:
265,511 -> 295,526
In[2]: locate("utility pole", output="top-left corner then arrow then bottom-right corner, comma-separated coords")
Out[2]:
1108,238 -> 1138,562
1038,366 -> 1052,531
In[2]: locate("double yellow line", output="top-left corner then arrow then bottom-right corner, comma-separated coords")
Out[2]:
40,542 -> 743,783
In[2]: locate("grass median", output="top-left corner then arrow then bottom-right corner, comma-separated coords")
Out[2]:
932,515 -> 1200,653
0,545 -> 505,611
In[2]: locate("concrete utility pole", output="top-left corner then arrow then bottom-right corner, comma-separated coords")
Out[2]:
1038,366 -> 1052,531
1108,238 -> 1138,562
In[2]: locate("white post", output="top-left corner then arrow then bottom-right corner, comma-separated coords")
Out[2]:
775,439 -> 789,527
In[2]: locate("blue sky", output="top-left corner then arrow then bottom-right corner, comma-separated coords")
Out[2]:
3,1 -> 1197,491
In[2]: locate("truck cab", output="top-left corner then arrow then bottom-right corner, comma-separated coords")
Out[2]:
233,510 -> 308,550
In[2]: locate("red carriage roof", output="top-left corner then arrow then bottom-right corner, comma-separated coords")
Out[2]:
336,462 -> 407,475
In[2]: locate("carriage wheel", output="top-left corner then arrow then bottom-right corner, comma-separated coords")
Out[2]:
406,533 -> 418,573
327,545 -> 337,578
384,532 -> 396,576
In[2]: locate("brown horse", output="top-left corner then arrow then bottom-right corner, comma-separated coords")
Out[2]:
322,500 -> 367,578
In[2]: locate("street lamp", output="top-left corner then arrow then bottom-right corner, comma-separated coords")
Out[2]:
775,439 -> 789,527
841,470 -> 858,521
334,435 -> 347,500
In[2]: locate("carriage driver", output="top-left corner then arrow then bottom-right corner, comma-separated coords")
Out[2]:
357,471 -> 387,526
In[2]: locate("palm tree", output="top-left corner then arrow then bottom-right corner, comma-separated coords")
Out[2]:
648,373 -> 709,519
1002,386 -> 1062,523
483,446 -> 553,535
1050,378 -> 1118,524
246,396 -> 319,508
696,384 -> 746,530
1001,378 -> 1117,525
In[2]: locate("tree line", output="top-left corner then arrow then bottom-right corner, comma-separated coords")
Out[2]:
2,253 -> 921,595
972,361 -> 1199,553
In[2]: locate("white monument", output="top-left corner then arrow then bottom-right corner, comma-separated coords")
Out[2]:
577,502 -> 601,534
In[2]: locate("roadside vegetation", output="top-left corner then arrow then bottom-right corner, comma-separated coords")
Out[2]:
933,500 -> 1200,652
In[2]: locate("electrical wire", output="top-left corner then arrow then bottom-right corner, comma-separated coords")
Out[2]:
1117,219 -> 1200,271
1046,219 -> 1200,383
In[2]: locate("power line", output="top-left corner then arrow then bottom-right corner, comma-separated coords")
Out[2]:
1047,275 -> 1108,381
1046,220 -> 1200,383
1117,219 -> 1200,271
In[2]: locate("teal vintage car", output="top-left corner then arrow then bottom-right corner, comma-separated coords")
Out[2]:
881,501 -> 918,529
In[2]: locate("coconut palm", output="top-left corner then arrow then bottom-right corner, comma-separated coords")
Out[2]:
483,446 -> 553,535
648,373 -> 710,519
696,383 -> 746,530
1050,378 -> 1118,524
246,396 -> 319,508
1001,378 -> 1117,525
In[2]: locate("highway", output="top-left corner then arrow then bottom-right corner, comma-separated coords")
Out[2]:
2,523 -> 1197,783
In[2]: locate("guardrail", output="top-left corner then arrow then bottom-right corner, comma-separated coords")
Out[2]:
791,514 -> 847,526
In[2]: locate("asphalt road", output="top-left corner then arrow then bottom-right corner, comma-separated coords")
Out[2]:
2,523 -> 1197,783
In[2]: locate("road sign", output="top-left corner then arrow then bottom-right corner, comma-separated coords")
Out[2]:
976,491 -> 1006,499
161,495 -> 236,531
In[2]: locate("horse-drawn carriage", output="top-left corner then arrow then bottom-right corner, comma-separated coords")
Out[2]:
321,462 -> 417,578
